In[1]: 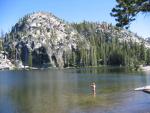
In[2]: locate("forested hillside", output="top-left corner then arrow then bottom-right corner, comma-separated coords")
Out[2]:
72,21 -> 150,67
0,12 -> 150,69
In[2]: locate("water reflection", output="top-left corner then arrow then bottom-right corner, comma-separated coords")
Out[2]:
7,70 -> 79,113
0,68 -> 150,113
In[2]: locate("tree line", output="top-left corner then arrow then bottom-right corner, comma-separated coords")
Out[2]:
71,21 -> 150,68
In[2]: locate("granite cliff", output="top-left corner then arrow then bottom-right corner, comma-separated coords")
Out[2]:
4,12 -> 89,68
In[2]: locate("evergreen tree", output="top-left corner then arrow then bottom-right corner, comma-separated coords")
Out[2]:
146,49 -> 150,65
0,40 -> 3,51
28,50 -> 32,67
111,0 -> 150,28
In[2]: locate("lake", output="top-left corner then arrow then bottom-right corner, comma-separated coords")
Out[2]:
0,67 -> 150,113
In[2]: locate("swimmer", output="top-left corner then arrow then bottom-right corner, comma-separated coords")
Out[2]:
90,82 -> 96,96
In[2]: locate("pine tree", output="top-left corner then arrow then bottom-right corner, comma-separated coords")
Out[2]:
111,0 -> 150,28
146,49 -> 150,65
28,50 -> 32,67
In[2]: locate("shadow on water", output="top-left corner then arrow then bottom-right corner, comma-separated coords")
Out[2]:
74,66 -> 138,74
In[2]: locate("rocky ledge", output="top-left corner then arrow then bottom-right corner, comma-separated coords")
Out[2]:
0,51 -> 15,70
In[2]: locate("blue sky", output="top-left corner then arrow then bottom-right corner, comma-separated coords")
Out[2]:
0,0 -> 150,38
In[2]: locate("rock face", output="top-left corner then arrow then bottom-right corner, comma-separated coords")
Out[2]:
0,51 -> 15,70
95,22 -> 150,47
5,12 -> 89,68
73,21 -> 150,46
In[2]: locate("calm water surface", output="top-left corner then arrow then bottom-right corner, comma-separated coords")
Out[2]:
0,68 -> 150,113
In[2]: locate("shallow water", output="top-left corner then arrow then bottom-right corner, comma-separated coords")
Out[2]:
0,68 -> 150,113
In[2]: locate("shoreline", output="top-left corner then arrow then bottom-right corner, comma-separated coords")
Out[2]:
140,66 -> 150,71
0,65 -> 133,71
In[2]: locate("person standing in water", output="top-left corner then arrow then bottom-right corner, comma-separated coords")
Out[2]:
90,82 -> 96,96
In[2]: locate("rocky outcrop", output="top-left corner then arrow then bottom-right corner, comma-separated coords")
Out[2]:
73,21 -> 150,47
96,22 -> 150,47
5,12 -> 89,68
0,51 -> 15,70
